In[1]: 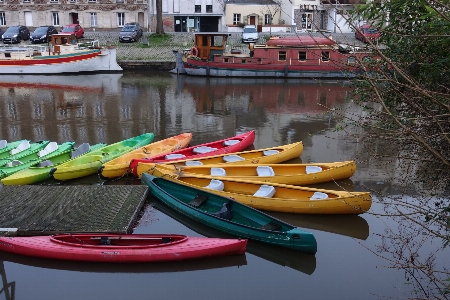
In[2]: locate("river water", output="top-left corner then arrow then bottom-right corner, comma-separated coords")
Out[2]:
0,71 -> 447,300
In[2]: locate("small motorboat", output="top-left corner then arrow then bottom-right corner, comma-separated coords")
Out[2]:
0,233 -> 248,262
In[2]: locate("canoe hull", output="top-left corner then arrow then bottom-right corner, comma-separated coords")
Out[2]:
130,130 -> 255,175
144,161 -> 356,185
136,141 -> 304,178
52,133 -> 154,181
99,133 -> 193,179
0,234 -> 247,262
142,174 -> 317,253
146,168 -> 371,215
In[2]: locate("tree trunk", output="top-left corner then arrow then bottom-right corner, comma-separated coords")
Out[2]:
155,0 -> 164,34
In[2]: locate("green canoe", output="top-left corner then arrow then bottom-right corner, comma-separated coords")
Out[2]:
0,140 -> 50,166
1,143 -> 106,185
142,173 -> 317,254
0,140 -> 30,159
0,141 -> 75,180
51,133 -> 154,181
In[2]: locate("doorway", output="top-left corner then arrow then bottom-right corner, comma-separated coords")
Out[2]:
70,13 -> 79,24
24,12 -> 33,26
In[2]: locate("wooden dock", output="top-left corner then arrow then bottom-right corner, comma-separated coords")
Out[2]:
0,185 -> 149,236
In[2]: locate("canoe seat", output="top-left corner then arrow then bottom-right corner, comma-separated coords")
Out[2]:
260,221 -> 282,231
210,167 -> 226,176
6,160 -> 23,167
253,185 -> 276,198
310,192 -> 328,200
165,153 -> 186,160
223,139 -> 240,146
189,194 -> 209,208
185,160 -> 203,166
205,179 -> 224,191
0,140 -> 6,149
38,142 -> 58,157
306,166 -> 323,174
71,143 -> 90,159
263,150 -> 279,156
212,201 -> 233,220
192,146 -> 218,154
256,166 -> 275,176
10,140 -> 30,155
38,160 -> 54,167
222,155 -> 245,163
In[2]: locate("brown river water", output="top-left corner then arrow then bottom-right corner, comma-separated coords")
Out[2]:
0,71 -> 447,300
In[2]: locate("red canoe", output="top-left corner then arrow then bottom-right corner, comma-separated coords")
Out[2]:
129,130 -> 255,176
0,234 -> 247,263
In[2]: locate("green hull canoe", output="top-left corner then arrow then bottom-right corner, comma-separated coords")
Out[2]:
1,143 -> 106,185
142,173 -> 317,254
0,140 -> 50,167
0,141 -> 75,180
51,133 -> 154,181
0,140 -> 30,159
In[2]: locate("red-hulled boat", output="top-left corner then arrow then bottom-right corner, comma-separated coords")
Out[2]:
173,33 -> 371,78
0,234 -> 247,262
129,130 -> 255,176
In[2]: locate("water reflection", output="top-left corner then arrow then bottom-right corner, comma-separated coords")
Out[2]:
264,212 -> 369,240
0,261 -> 15,300
150,197 -> 316,275
0,251 -> 246,274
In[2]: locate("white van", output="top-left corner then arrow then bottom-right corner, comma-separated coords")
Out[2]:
242,25 -> 259,43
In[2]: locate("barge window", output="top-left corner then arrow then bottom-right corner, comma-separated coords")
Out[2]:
321,51 -> 330,62
224,58 -> 229,63
233,14 -> 241,25
347,56 -> 356,64
278,51 -> 287,61
298,51 -> 307,61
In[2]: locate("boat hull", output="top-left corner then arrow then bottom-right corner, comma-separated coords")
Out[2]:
136,141 -> 304,178
52,133 -> 154,181
99,133 -> 193,179
0,234 -> 247,262
183,58 -> 356,78
146,161 -> 356,185
142,174 -> 317,253
2,143 -> 106,185
130,130 -> 255,175
0,48 -> 122,74
146,168 -> 372,215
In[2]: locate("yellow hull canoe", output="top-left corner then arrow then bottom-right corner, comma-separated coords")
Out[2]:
142,161 -> 356,185
99,133 -> 193,179
136,141 -> 304,178
147,167 -> 371,215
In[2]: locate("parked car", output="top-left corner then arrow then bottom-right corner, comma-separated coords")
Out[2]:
355,24 -> 381,43
61,24 -> 84,39
242,25 -> 259,43
119,22 -> 143,43
2,26 -> 30,44
30,26 -> 58,44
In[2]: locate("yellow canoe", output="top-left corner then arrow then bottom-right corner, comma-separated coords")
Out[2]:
147,166 -> 371,215
136,141 -> 304,178
99,133 -> 193,179
142,161 -> 356,185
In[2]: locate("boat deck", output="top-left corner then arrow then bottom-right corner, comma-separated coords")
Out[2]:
0,185 -> 148,236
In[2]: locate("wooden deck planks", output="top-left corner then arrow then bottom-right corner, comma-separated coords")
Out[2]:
0,185 -> 149,236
